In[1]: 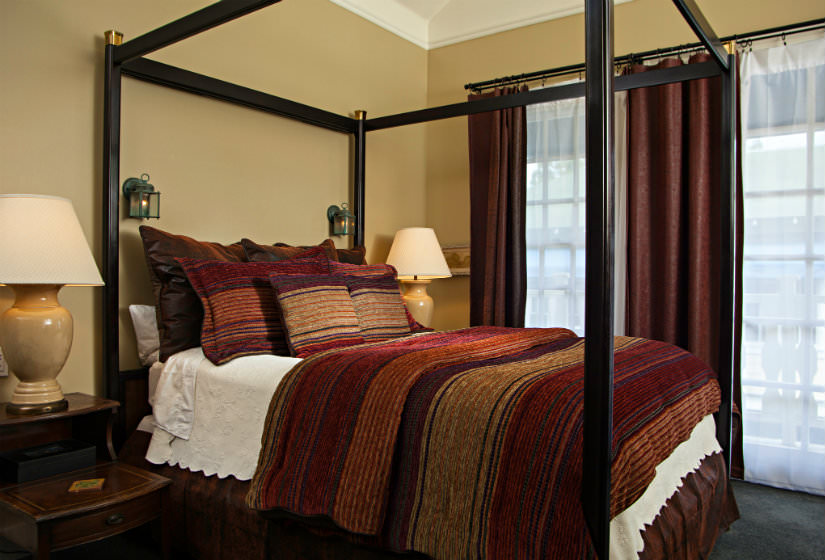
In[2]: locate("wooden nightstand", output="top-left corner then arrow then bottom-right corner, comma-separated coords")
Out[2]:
0,461 -> 170,559
0,393 -> 171,559
0,393 -> 119,466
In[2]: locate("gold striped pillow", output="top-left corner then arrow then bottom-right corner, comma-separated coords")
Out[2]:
348,276 -> 411,341
269,274 -> 364,358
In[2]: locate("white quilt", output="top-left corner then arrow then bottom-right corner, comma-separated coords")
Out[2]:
143,348 -> 300,480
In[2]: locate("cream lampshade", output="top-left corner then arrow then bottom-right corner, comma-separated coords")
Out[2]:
0,194 -> 103,415
385,228 -> 452,327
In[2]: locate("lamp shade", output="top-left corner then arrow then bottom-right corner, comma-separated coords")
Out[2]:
0,194 -> 103,286
386,228 -> 452,280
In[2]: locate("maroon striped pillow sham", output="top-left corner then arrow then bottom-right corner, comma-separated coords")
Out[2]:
176,255 -> 330,365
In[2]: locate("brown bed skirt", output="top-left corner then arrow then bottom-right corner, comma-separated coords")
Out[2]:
119,431 -> 738,559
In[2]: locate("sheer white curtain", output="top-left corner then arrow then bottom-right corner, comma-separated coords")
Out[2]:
740,35 -> 825,495
525,90 -> 627,335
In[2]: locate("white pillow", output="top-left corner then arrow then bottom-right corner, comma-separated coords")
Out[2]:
129,304 -> 160,366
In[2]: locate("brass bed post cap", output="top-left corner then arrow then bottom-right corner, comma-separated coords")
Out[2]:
354,110 -> 367,120
104,30 -> 124,46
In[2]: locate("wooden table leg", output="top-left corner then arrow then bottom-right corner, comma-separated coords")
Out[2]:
160,487 -> 170,560
36,525 -> 51,560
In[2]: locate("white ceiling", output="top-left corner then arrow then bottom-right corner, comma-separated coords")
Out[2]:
328,0 -> 633,50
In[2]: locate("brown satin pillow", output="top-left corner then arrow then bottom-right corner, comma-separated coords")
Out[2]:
336,245 -> 367,265
139,226 -> 246,361
242,238 -> 338,262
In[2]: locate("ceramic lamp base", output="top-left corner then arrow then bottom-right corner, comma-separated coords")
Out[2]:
1,284 -> 72,415
401,280 -> 434,327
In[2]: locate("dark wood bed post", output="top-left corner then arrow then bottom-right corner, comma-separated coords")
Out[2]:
579,1 -> 736,555
582,0 -> 615,556
716,52 -> 736,474
353,110 -> 367,248
102,30 -> 123,429
101,0 -> 285,420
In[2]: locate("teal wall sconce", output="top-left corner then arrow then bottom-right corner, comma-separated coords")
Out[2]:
122,173 -> 160,219
327,203 -> 355,236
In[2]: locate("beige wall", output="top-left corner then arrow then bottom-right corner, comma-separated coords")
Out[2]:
424,0 -> 825,331
1,0 -> 822,401
0,0 -> 427,401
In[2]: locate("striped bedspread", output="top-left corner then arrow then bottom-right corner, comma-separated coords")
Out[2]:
247,327 -> 720,559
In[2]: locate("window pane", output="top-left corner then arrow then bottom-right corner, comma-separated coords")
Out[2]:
547,203 -> 574,228
815,193 -> 824,255
746,69 -> 808,129
526,203 -> 543,230
547,160 -> 575,199
744,134 -> 808,191
744,192 -> 810,257
527,162 -> 543,201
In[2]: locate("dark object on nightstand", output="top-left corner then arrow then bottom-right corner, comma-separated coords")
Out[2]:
0,439 -> 96,483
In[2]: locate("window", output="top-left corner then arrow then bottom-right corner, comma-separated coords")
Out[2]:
525,92 -> 627,335
740,37 -> 825,495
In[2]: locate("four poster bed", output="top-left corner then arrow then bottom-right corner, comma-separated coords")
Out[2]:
102,0 -> 738,558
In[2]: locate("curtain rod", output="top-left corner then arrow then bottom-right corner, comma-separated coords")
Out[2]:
465,17 -> 824,92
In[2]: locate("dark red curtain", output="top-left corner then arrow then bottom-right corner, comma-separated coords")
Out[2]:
626,53 -> 744,475
467,87 -> 527,327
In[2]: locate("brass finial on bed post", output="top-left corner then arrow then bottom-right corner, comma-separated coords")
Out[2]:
354,110 -> 367,120
104,30 -> 124,46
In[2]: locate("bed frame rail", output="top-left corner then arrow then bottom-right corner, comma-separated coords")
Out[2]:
113,0 -> 281,64
121,57 -> 355,133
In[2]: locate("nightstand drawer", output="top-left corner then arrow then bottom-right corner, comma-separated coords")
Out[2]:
0,461 -> 170,558
50,490 -> 162,550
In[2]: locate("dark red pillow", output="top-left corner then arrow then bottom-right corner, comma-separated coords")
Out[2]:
139,226 -> 246,361
242,238 -> 337,262
177,256 -> 331,365
336,246 -> 367,265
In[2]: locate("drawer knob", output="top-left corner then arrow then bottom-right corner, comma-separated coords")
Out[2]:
106,513 -> 125,526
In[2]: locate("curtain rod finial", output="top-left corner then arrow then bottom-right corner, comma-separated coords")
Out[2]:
104,30 -> 123,46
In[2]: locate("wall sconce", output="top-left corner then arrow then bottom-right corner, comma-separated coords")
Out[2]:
327,203 -> 355,236
122,173 -> 160,219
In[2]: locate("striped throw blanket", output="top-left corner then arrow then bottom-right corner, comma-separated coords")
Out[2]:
247,327 -> 720,559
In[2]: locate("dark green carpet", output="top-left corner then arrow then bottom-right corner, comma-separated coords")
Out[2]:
710,480 -> 824,560
1,480 -> 822,559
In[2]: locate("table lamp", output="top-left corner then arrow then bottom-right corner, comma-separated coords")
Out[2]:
386,227 -> 452,327
0,194 -> 104,415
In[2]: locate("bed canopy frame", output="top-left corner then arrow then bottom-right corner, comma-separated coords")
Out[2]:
101,1 -> 735,557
